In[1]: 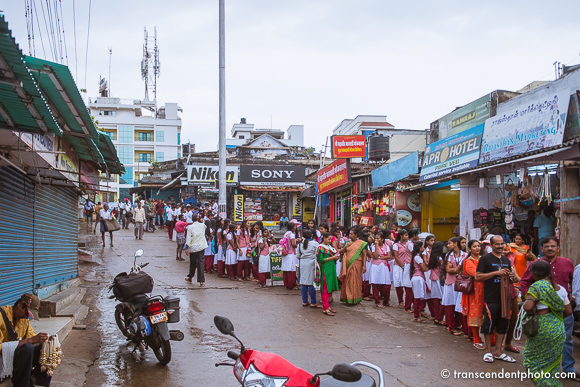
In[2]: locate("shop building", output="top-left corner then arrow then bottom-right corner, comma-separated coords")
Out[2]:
0,16 -> 123,304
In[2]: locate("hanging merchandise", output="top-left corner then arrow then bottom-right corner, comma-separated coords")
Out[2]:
505,178 -> 517,192
504,192 -> 515,230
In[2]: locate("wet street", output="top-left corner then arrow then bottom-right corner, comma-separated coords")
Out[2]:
53,226 -> 579,386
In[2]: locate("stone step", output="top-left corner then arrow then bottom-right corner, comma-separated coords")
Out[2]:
30,316 -> 75,343
56,304 -> 89,322
40,287 -> 86,317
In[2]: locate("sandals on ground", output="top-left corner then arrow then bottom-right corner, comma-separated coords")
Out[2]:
376,304 -> 386,309
494,353 -> 516,363
302,303 -> 310,307
322,309 -> 335,316
473,343 -> 485,350
398,303 -> 404,309
503,345 -> 520,354
483,353 -> 494,363
433,320 -> 445,326
451,329 -> 463,336
413,318 -> 427,323
420,312 -> 430,319
310,304 -> 323,309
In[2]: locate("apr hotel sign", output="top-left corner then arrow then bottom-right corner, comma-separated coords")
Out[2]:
419,124 -> 484,182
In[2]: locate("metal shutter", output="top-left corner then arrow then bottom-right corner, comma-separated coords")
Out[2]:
33,184 -> 78,287
0,167 -> 35,305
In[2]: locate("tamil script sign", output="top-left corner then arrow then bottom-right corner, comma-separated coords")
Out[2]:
187,165 -> 239,186
480,87 -> 571,163
317,159 -> 351,194
331,135 -> 367,158
420,124 -> 484,182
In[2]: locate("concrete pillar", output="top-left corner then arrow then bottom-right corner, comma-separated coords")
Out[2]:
559,164 -> 580,265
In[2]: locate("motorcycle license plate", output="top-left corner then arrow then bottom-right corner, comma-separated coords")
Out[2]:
150,312 -> 168,324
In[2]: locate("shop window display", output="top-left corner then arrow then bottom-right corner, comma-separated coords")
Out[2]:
244,193 -> 288,222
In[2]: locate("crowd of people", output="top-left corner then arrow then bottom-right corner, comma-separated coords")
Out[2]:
83,196 -> 579,386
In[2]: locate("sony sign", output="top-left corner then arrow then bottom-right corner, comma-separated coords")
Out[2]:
240,165 -> 306,186
187,165 -> 239,186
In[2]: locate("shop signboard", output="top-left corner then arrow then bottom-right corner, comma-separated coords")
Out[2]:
480,87 -> 572,163
331,135 -> 367,158
234,194 -> 244,222
317,159 -> 351,195
187,165 -> 239,186
239,165 -> 306,186
269,247 -> 284,286
292,193 -> 302,220
17,133 -> 57,167
57,137 -> 79,183
433,94 -> 491,140
395,191 -> 421,230
419,124 -> 484,182
371,152 -> 419,187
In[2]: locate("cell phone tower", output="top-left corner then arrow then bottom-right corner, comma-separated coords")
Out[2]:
141,27 -> 160,102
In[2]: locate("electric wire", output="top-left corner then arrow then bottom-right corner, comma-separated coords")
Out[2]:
38,0 -> 55,61
84,0 -> 92,90
32,0 -> 47,59
58,0 -> 69,66
72,0 -> 78,80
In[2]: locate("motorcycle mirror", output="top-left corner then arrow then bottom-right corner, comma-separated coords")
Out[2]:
134,249 -> 144,258
214,315 -> 234,335
331,363 -> 362,383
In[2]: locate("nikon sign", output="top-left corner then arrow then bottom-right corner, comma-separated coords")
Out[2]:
187,165 -> 239,186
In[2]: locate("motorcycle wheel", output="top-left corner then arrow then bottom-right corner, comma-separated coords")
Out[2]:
151,338 -> 172,365
115,307 -> 130,337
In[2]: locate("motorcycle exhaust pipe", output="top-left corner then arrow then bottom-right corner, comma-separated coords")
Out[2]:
169,330 -> 184,341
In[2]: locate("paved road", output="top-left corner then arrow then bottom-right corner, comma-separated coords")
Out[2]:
53,226 -> 580,386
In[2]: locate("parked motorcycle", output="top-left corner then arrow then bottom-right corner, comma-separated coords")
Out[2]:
109,249 -> 184,365
213,315 -> 385,387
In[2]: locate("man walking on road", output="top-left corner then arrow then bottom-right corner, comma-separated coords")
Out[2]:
185,214 -> 208,287
155,199 -> 164,227
475,235 -> 518,364
133,202 -> 146,240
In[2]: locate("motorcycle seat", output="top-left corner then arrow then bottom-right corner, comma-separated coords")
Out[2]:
319,373 -> 376,387
127,294 -> 149,304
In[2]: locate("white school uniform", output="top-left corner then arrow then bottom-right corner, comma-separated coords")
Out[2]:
225,233 -> 238,265
411,255 -> 427,299
281,231 -> 297,272
369,244 -> 391,285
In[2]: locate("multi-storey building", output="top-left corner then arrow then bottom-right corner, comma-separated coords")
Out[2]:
88,97 -> 182,200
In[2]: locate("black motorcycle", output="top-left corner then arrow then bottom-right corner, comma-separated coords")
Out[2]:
109,249 -> 184,365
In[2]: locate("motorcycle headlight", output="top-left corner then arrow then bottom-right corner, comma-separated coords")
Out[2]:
243,363 -> 288,387
234,358 -> 245,383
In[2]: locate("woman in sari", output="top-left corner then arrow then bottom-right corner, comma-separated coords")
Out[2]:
523,260 -> 572,387
339,227 -> 368,305
461,240 -> 485,349
317,233 -> 341,315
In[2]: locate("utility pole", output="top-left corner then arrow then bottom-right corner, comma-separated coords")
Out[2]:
218,0 -> 227,218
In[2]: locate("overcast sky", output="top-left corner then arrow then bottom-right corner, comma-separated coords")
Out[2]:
3,1 -> 580,153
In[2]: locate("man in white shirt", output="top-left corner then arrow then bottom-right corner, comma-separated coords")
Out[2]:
211,200 -> 218,216
99,203 -> 114,247
184,204 -> 193,224
166,202 -> 176,240
133,202 -> 146,240
185,214 -> 208,286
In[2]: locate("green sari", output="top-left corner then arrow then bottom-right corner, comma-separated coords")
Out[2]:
316,245 -> 340,293
339,239 -> 368,305
523,279 -> 566,387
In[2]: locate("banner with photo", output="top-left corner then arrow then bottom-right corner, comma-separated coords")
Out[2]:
480,88 -> 571,163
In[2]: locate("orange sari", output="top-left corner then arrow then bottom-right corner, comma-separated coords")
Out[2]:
506,243 -> 535,280
460,257 -> 484,327
339,239 -> 367,305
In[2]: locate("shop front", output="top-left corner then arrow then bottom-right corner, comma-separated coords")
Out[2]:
187,164 -> 239,208
317,159 -> 352,226
238,165 -> 306,229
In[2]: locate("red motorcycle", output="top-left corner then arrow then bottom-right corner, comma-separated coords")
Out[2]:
214,316 -> 385,387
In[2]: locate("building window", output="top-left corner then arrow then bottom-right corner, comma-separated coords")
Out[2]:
104,131 -> 116,140
156,152 -> 164,162
117,146 -> 134,165
119,167 -> 133,184
118,125 -> 134,143
137,153 -> 152,162
177,152 -> 181,158
138,132 -> 152,141
239,135 -> 245,139
177,133 -> 180,145
156,131 -> 164,142
99,110 -> 116,116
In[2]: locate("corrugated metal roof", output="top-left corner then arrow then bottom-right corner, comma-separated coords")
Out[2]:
95,131 -> 124,175
0,15 -> 61,135
24,56 -> 99,138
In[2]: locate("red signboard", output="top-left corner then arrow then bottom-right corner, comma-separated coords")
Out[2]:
331,135 -> 367,158
317,159 -> 351,194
